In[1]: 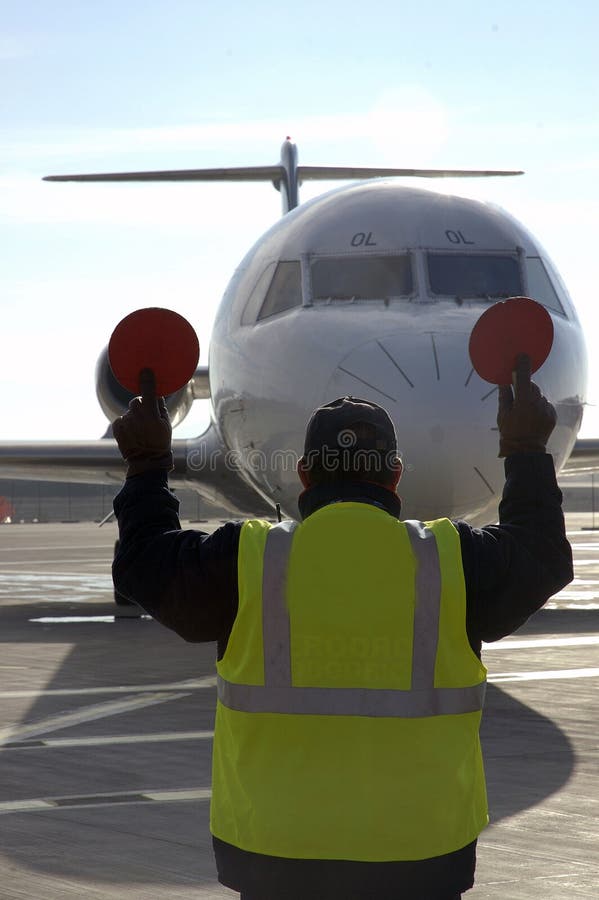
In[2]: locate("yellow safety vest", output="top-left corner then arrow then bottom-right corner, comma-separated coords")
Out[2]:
211,502 -> 488,861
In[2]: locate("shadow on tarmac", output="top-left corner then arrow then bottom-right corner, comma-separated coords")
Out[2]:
0,601 -> 577,885
481,683 -> 574,822
515,607 -> 598,635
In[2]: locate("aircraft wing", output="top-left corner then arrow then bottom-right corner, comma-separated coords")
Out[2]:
0,423 -> 272,517
563,438 -> 599,474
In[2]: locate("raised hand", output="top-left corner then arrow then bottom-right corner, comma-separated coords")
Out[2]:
112,368 -> 173,476
497,354 -> 557,458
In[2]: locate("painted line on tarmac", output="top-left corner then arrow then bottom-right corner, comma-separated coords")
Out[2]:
0,573 -> 111,583
0,559 -> 111,566
0,787 -> 212,815
0,545 -> 116,553
0,675 -> 216,700
489,667 -> 599,683
484,635 -> 599,650
30,615 -> 152,623
0,691 -> 191,745
2,667 -> 598,747
1,730 -> 215,751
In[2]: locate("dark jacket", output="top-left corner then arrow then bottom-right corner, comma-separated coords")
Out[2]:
113,453 -> 572,899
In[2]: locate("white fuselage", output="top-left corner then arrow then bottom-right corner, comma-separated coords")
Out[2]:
204,181 -> 586,522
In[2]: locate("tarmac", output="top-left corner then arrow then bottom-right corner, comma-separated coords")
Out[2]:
0,516 -> 597,899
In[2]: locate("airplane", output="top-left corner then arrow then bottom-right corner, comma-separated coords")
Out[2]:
1,139 -> 598,536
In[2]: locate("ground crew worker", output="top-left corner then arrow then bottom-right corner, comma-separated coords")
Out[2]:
112,355 -> 572,900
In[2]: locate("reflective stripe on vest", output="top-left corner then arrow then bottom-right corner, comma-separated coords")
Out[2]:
216,519 -> 486,718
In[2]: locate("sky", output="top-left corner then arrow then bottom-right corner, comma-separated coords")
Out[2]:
2,0 -> 599,441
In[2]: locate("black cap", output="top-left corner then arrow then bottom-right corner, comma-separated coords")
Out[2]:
303,396 -> 397,459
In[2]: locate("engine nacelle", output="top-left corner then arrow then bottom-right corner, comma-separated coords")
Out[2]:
95,346 -> 195,428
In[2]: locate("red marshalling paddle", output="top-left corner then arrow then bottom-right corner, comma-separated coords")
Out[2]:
468,296 -> 553,385
108,307 -> 200,396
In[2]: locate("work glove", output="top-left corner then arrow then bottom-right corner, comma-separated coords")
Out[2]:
112,369 -> 174,477
497,354 -> 557,457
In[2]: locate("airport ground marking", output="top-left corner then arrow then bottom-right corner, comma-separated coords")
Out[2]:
484,635 -> 599,650
0,787 -> 211,815
1,656 -> 598,707
0,559 -> 112,567
0,544 -> 117,553
489,667 -> 599,683
0,690 -> 191,745
1,665 -> 598,746
30,615 -> 152,622
0,729 -> 215,751
0,675 -> 216,700
0,573 -> 111,582
547,597 -> 599,608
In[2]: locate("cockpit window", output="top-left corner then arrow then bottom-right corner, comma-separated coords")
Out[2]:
311,255 -> 413,301
257,261 -> 302,321
241,262 -> 276,325
427,253 -> 521,300
525,257 -> 565,315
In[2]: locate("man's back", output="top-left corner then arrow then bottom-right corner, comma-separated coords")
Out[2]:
112,364 -> 572,899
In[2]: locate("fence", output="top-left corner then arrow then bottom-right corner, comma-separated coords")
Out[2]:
0,479 -> 228,524
0,474 -> 593,525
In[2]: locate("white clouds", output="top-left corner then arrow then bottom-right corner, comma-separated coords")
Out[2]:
8,92 -> 594,194
368,86 -> 450,164
0,96 -> 453,163
1,271 -> 220,440
0,90 -> 453,228
0,173 -> 280,231
0,117 -> 347,162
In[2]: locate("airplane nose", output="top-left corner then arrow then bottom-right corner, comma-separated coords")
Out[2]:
323,329 -> 504,521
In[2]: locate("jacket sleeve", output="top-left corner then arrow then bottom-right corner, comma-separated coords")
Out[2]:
457,453 -> 573,648
112,470 -> 241,652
